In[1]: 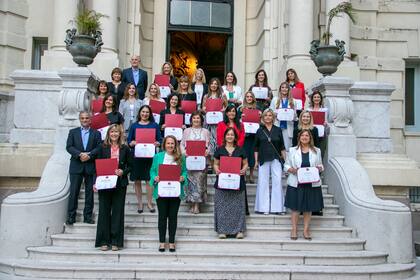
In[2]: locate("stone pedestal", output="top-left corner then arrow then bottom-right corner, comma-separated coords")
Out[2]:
350,82 -> 394,153
9,70 -> 62,144
0,67 -> 92,258
312,76 -> 356,160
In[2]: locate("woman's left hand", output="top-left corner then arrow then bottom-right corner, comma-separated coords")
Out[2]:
115,169 -> 123,176
316,165 -> 323,172
239,168 -> 247,176
180,176 -> 185,182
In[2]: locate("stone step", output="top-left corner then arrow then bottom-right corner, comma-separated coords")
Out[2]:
79,189 -> 335,205
78,200 -> 340,215
65,223 -> 354,239
51,234 -> 366,251
0,259 -> 415,280
26,246 -> 388,266
76,211 -> 345,226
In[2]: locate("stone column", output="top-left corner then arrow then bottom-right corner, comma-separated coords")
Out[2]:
312,76 -> 356,161
325,0 -> 350,58
50,1 -> 78,51
288,0 -> 314,60
91,0 -> 118,53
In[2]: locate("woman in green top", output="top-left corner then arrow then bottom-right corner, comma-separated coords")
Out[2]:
149,135 -> 187,252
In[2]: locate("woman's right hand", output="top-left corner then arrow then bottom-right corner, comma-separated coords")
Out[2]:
154,176 -> 160,183
130,140 -> 136,147
288,167 -> 297,175
215,168 -> 221,175
93,184 -> 98,192
161,124 -> 166,130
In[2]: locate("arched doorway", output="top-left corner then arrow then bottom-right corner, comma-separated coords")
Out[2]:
167,0 -> 233,82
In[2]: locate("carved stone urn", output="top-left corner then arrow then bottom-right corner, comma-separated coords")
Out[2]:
64,29 -> 103,67
309,40 -> 346,76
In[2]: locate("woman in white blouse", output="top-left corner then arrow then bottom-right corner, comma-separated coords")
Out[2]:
143,83 -> 165,105
118,83 -> 143,133
222,71 -> 242,107
191,68 -> 208,108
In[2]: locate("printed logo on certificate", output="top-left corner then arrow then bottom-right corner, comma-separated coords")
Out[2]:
164,127 -> 183,141
95,175 -> 118,190
243,122 -> 259,134
158,181 -> 181,197
186,156 -> 206,170
297,167 -> 320,184
153,113 -> 160,124
160,86 -> 171,98
276,108 -> 295,121
251,87 -> 268,99
206,111 -> 223,124
184,113 -> 191,125
218,173 -> 240,190
135,143 -> 155,158
98,126 -> 110,140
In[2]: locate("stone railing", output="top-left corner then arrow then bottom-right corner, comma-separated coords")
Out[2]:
0,68 -> 93,258
312,76 -> 413,263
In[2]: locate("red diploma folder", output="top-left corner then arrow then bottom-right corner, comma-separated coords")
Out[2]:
242,109 -> 260,123
186,140 -> 206,156
181,100 -> 197,114
311,111 -> 326,125
206,98 -> 223,111
95,158 -> 118,176
291,88 -> 304,101
135,128 -> 156,143
149,99 -> 166,114
220,156 -> 241,174
154,74 -> 170,87
91,99 -> 103,114
165,114 -> 183,127
158,164 -> 181,181
91,113 -> 109,129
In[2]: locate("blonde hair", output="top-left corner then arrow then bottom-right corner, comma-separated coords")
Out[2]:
298,110 -> 314,130
260,108 -> 275,125
161,62 -> 174,76
177,75 -> 193,94
192,68 -> 206,84
242,91 -> 257,110
276,81 -> 294,109
296,129 -> 316,152
162,135 -> 183,166
147,83 -> 162,99
103,124 -> 125,147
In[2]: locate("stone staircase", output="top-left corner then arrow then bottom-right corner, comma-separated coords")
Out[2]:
0,175 -> 416,279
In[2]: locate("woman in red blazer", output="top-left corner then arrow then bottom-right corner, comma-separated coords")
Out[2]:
286,68 -> 306,110
216,104 -> 245,147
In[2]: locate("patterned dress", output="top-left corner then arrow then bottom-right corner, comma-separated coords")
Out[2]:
181,127 -> 210,203
204,95 -> 221,156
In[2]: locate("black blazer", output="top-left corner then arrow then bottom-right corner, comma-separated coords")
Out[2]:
170,76 -> 178,92
292,127 -> 320,148
107,82 -> 127,104
122,68 -> 148,100
97,144 -> 132,188
159,108 -> 185,129
66,127 -> 102,175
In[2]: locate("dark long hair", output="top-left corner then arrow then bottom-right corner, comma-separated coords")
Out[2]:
254,69 -> 268,87
136,105 -> 154,123
101,93 -> 118,113
223,104 -> 242,131
222,127 -> 238,147
166,93 -> 180,109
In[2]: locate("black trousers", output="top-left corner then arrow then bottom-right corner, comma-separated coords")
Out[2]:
156,197 -> 181,243
95,186 -> 127,247
68,173 -> 95,220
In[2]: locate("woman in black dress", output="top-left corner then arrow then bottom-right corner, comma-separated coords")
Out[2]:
95,124 -> 132,251
292,110 -> 320,148
284,129 -> 324,240
213,127 -> 248,239
159,93 -> 185,134
107,67 -> 126,105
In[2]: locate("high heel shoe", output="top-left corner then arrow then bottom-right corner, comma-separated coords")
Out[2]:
147,204 -> 156,213
303,231 -> 312,240
290,229 -> 298,240
169,243 -> 176,252
158,243 -> 165,252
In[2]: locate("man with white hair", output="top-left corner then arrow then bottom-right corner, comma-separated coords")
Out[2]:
122,55 -> 148,100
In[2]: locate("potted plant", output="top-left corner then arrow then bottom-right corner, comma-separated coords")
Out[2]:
310,2 -> 356,76
65,1 -> 104,67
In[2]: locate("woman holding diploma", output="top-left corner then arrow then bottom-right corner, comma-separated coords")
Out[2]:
216,104 -> 245,148
254,108 -> 286,215
292,110 -> 320,148
222,71 -> 242,107
307,91 -> 328,157
191,68 -> 208,108
213,128 -> 248,239
284,129 -> 324,240
286,68 -> 306,109
160,62 -> 178,92
118,83 -> 143,134
150,135 -> 187,252
248,69 -> 273,110
159,93 -> 185,133
181,111 -> 210,214
95,124 -> 132,251
127,105 -> 161,213
143,83 -> 165,106
270,82 -> 296,150
177,75 -> 197,102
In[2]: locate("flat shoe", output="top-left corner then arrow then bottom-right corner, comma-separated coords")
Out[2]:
218,234 -> 227,239
100,245 -> 109,251
111,245 -> 119,251
236,232 -> 244,239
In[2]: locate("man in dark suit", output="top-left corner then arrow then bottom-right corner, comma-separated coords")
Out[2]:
66,111 -> 102,225
122,55 -> 148,100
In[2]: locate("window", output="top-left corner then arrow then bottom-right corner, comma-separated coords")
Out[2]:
31,37 -> 48,70
169,0 -> 232,29
405,63 -> 420,131
410,187 -> 420,203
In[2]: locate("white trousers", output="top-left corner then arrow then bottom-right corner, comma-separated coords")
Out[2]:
281,129 -> 292,150
254,159 -> 284,213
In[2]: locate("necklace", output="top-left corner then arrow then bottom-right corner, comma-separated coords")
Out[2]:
191,127 -> 202,140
